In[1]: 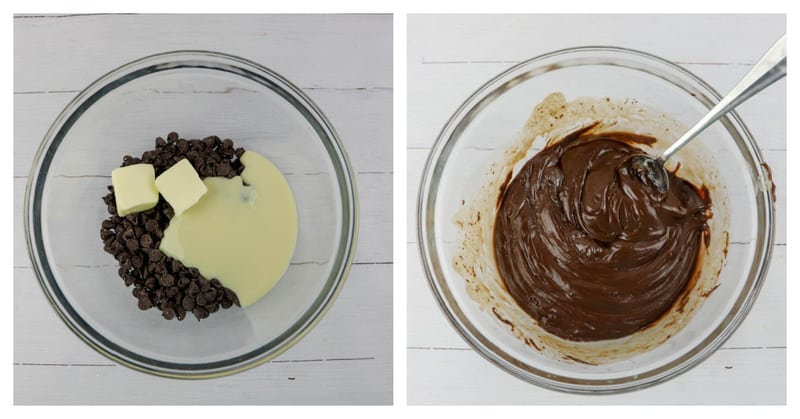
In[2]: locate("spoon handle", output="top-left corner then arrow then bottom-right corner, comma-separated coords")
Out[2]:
661,34 -> 786,161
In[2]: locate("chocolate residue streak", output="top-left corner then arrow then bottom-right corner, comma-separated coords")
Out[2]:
564,355 -> 597,366
524,338 -> 542,351
723,231 -> 730,258
497,171 -> 513,209
701,283 -> 721,298
761,162 -> 777,203
492,307 -> 515,331
493,129 -> 712,341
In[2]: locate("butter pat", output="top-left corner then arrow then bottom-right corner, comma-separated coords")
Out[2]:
155,159 -> 207,216
112,164 -> 159,216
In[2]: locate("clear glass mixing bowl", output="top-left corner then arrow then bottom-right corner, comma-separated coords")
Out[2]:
25,50 -> 358,378
417,46 -> 774,393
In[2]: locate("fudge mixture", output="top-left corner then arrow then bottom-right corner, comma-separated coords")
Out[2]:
452,93 -> 727,363
493,125 -> 712,341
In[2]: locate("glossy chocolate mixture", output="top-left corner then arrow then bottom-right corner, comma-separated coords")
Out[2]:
493,127 -> 711,341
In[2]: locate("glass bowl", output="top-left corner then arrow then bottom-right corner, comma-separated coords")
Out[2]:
417,47 -> 774,393
24,50 -> 358,378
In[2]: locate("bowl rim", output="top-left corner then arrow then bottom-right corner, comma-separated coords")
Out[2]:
416,45 -> 775,394
24,49 -> 359,379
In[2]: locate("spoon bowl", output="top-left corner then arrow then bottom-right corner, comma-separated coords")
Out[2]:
627,154 -> 669,200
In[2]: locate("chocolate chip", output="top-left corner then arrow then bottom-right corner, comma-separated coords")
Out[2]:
187,281 -> 200,296
162,307 -> 176,320
141,150 -> 156,163
165,286 -> 179,299
140,234 -> 153,249
145,219 -> 159,233
182,295 -> 196,311
151,262 -> 166,275
192,307 -> 209,321
123,274 -> 136,287
217,162 -> 231,177
224,288 -> 238,303
203,289 -> 217,302
199,278 -> 210,292
138,294 -> 153,310
159,273 -> 175,287
131,255 -> 143,269
148,249 -> 164,262
176,276 -> 190,289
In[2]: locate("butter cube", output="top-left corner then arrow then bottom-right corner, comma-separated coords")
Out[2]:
112,164 -> 159,216
155,159 -> 207,216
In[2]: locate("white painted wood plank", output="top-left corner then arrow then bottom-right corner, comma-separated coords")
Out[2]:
14,263 -> 392,404
762,150 -> 787,246
407,62 -> 786,151
12,92 -> 74,177
306,88 -> 394,175
352,173 -> 393,263
15,357 -> 392,405
15,263 -> 391,363
407,346 -> 785,405
408,14 -> 785,65
405,148 -> 425,240
406,241 -> 469,349
14,14 -> 392,92
14,88 -> 393,178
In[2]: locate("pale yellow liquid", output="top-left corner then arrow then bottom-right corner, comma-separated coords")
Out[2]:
159,151 -> 298,308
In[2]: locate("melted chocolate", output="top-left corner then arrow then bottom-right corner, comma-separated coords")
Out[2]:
493,127 -> 711,341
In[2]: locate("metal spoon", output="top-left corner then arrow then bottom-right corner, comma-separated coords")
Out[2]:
629,34 -> 786,196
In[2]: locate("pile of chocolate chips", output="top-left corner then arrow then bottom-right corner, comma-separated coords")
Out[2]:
100,132 -> 245,321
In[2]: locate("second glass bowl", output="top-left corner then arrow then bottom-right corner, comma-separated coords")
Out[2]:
417,46 -> 774,393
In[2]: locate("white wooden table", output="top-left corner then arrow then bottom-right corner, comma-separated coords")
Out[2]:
14,14 -> 392,405
407,14 -> 786,405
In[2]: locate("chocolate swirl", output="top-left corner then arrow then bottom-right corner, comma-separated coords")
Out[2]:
493,127 -> 711,341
